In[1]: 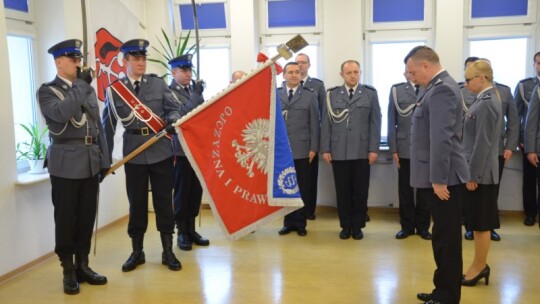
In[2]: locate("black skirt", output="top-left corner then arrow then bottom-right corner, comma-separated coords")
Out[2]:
463,184 -> 500,231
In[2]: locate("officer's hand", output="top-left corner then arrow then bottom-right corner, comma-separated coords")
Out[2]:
166,124 -> 177,135
77,66 -> 94,84
99,168 -> 110,183
193,80 -> 205,96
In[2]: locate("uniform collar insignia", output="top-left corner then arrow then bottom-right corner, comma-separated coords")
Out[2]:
62,84 -> 68,89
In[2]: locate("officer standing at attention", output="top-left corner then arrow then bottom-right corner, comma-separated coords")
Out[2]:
277,62 -> 319,236
38,39 -> 110,294
515,51 -> 540,226
320,60 -> 381,240
295,53 -> 325,220
525,76 -> 540,231
459,57 -> 519,242
167,54 -> 208,251
388,66 -> 431,241
406,46 -> 469,304
103,39 -> 201,272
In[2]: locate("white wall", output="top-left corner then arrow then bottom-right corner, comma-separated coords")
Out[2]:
1,0 -> 537,278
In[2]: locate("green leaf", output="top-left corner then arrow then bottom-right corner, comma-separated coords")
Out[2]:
161,28 -> 175,59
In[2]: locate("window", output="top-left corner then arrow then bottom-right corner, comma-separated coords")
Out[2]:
364,0 -> 433,143
368,40 -> 426,143
198,47 -> 231,99
179,2 -> 227,30
260,36 -> 322,86
465,0 -> 537,26
469,37 -> 529,90
7,35 -> 38,172
261,0 -> 322,35
267,0 -> 316,28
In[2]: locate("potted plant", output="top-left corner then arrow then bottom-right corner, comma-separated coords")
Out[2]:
16,122 -> 48,174
148,29 -> 198,78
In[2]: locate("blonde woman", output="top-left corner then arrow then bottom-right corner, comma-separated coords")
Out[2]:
461,60 -> 503,286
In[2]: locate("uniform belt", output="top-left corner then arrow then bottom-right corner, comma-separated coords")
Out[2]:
52,137 -> 97,145
125,127 -> 155,136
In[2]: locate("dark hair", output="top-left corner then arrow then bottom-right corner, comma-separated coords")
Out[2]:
404,45 -> 439,65
534,52 -> 540,63
283,62 -> 299,73
340,60 -> 360,72
464,56 -> 480,69
296,53 -> 310,64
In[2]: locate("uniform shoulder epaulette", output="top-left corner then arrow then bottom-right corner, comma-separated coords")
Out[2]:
277,87 -> 284,91
392,82 -> 407,87
303,86 -> 314,92
458,81 -> 465,88
481,93 -> 491,100
363,84 -> 376,91
519,77 -> 534,83
310,77 -> 323,83
147,73 -> 159,78
327,86 -> 339,92
43,81 -> 55,87
494,82 -> 509,89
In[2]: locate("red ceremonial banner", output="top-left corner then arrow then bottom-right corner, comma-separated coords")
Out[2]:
177,63 -> 299,239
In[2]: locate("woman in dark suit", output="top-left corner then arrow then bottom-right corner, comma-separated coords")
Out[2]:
462,60 -> 503,286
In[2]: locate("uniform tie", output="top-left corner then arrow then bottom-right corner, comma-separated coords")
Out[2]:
348,88 -> 354,100
288,89 -> 294,101
414,84 -> 420,95
300,80 -> 304,87
184,86 -> 190,95
134,80 -> 140,94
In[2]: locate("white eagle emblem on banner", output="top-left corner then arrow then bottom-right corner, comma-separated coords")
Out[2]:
232,118 -> 269,178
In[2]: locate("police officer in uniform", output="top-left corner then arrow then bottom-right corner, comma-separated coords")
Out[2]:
525,77 -> 540,231
388,67 -> 431,241
515,51 -> 540,226
320,60 -> 381,240
277,62 -> 319,236
167,54 -> 208,251
103,39 -> 202,272
38,39 -> 110,294
406,46 -> 469,304
295,53 -> 325,220
460,57 -> 519,241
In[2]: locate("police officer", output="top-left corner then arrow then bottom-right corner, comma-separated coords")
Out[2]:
320,60 -> 381,240
295,53 -> 325,220
515,51 -> 540,226
277,62 -> 319,236
406,46 -> 469,304
525,76 -> 540,230
388,67 -> 431,241
103,39 -> 202,272
460,57 -> 519,242
38,39 -> 110,294
167,54 -> 208,251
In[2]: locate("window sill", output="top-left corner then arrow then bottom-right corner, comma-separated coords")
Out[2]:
16,171 -> 49,185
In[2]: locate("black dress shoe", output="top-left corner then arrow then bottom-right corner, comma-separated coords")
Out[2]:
352,229 -> 363,240
417,293 -> 432,301
417,230 -> 432,240
177,233 -> 192,251
464,230 -> 474,240
524,216 -> 535,226
490,230 -> 501,241
307,214 -> 316,220
278,226 -> 294,235
189,231 -> 210,246
297,228 -> 307,236
121,251 -> 145,272
339,228 -> 351,239
395,230 -> 412,239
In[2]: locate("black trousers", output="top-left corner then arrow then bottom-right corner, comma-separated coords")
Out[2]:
522,150 -> 539,218
306,154 -> 319,216
284,158 -> 310,229
418,185 -> 464,304
173,156 -> 203,224
332,159 -> 370,229
125,157 -> 175,238
50,174 -> 99,258
398,158 -> 430,232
